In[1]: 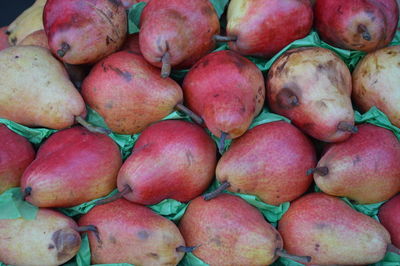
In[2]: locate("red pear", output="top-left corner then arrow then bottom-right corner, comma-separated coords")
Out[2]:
121,0 -> 150,10
182,50 -> 265,142
0,125 -> 35,194
223,0 -> 313,58
312,124 -> 400,204
379,194 -> 400,247
267,47 -> 355,142
79,198 -> 185,265
0,26 -> 10,51
21,126 -> 122,207
213,121 -> 316,205
139,0 -> 220,77
179,194 -> 311,266
314,0 -> 399,52
114,120 -> 216,205
82,51 -> 184,135
44,0 -> 127,64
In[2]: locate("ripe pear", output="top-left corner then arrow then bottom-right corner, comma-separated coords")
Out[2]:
311,124 -> 400,204
0,125 -> 35,194
267,47 -> 356,142
7,0 -> 46,45
139,0 -> 220,77
211,121 -> 316,205
0,208 -> 85,266
79,198 -> 186,265
222,0 -> 313,58
278,193 -> 396,265
19,29 -> 49,49
102,120 -> 216,205
352,45 -> 400,127
379,194 -> 400,247
0,46 -> 86,130
82,51 -> 183,135
21,126 -> 122,207
44,0 -> 127,64
182,50 -> 265,143
179,194 -> 311,266
0,26 -> 10,51
315,0 -> 399,52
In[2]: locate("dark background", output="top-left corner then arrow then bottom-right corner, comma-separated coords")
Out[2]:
0,0 -> 36,27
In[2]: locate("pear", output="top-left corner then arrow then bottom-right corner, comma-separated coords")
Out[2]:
315,0 -> 399,52
44,0 -> 127,64
139,0 -> 220,77
182,50 -> 265,151
7,0 -> 46,45
352,45 -> 400,127
0,46 -> 86,130
0,125 -> 35,194
379,194 -> 400,247
207,121 -> 316,205
96,120 -> 216,206
0,208 -> 96,266
267,47 -> 356,142
217,0 -> 313,58
21,126 -> 122,207
179,193 -> 311,266
79,198 -> 186,265
0,26 -> 10,51
82,51 -> 191,135
278,192 -> 398,265
19,29 -> 49,49
121,0 -> 150,10
310,124 -> 400,204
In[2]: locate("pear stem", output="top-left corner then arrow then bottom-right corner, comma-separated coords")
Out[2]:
57,42 -> 70,58
387,244 -> 400,254
75,116 -> 111,135
307,167 -> 329,176
337,121 -> 358,133
76,225 -> 102,244
357,24 -> 371,41
276,249 -> 312,264
175,103 -> 203,125
22,187 -> 32,200
203,181 -> 231,201
161,51 -> 171,78
218,132 -> 228,155
213,35 -> 237,42
94,184 -> 132,206
176,245 -> 200,253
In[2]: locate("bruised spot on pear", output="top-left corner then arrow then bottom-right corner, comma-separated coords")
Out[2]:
277,88 -> 300,109
52,229 -> 80,261
137,230 -> 150,240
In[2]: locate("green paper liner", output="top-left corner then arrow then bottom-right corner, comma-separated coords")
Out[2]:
0,188 -> 38,220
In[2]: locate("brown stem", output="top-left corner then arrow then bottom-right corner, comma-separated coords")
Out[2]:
357,24 -> 371,41
76,225 -> 101,244
161,51 -> 171,78
307,167 -> 329,176
94,184 -> 132,206
213,35 -> 237,42
176,245 -> 200,253
218,132 -> 228,155
175,103 -> 203,125
276,249 -> 312,264
203,181 -> 231,201
57,42 -> 70,57
75,116 -> 111,135
22,187 -> 32,200
387,244 -> 400,254
337,121 -> 358,133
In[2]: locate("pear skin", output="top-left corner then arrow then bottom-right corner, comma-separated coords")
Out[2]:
0,46 -> 86,129
0,125 -> 35,194
379,194 -> 400,247
79,198 -> 185,265
19,29 -> 49,49
82,51 -> 183,134
267,47 -> 355,142
117,120 -> 216,205
0,26 -> 10,51
278,193 -> 392,265
216,121 -> 316,205
21,126 -> 122,208
313,124 -> 400,204
182,50 -> 265,139
0,209 -> 81,266
352,45 -> 400,127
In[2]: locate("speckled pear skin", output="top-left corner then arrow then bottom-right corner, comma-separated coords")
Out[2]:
379,194 -> 400,247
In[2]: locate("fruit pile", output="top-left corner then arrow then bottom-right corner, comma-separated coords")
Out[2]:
0,0 -> 400,265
